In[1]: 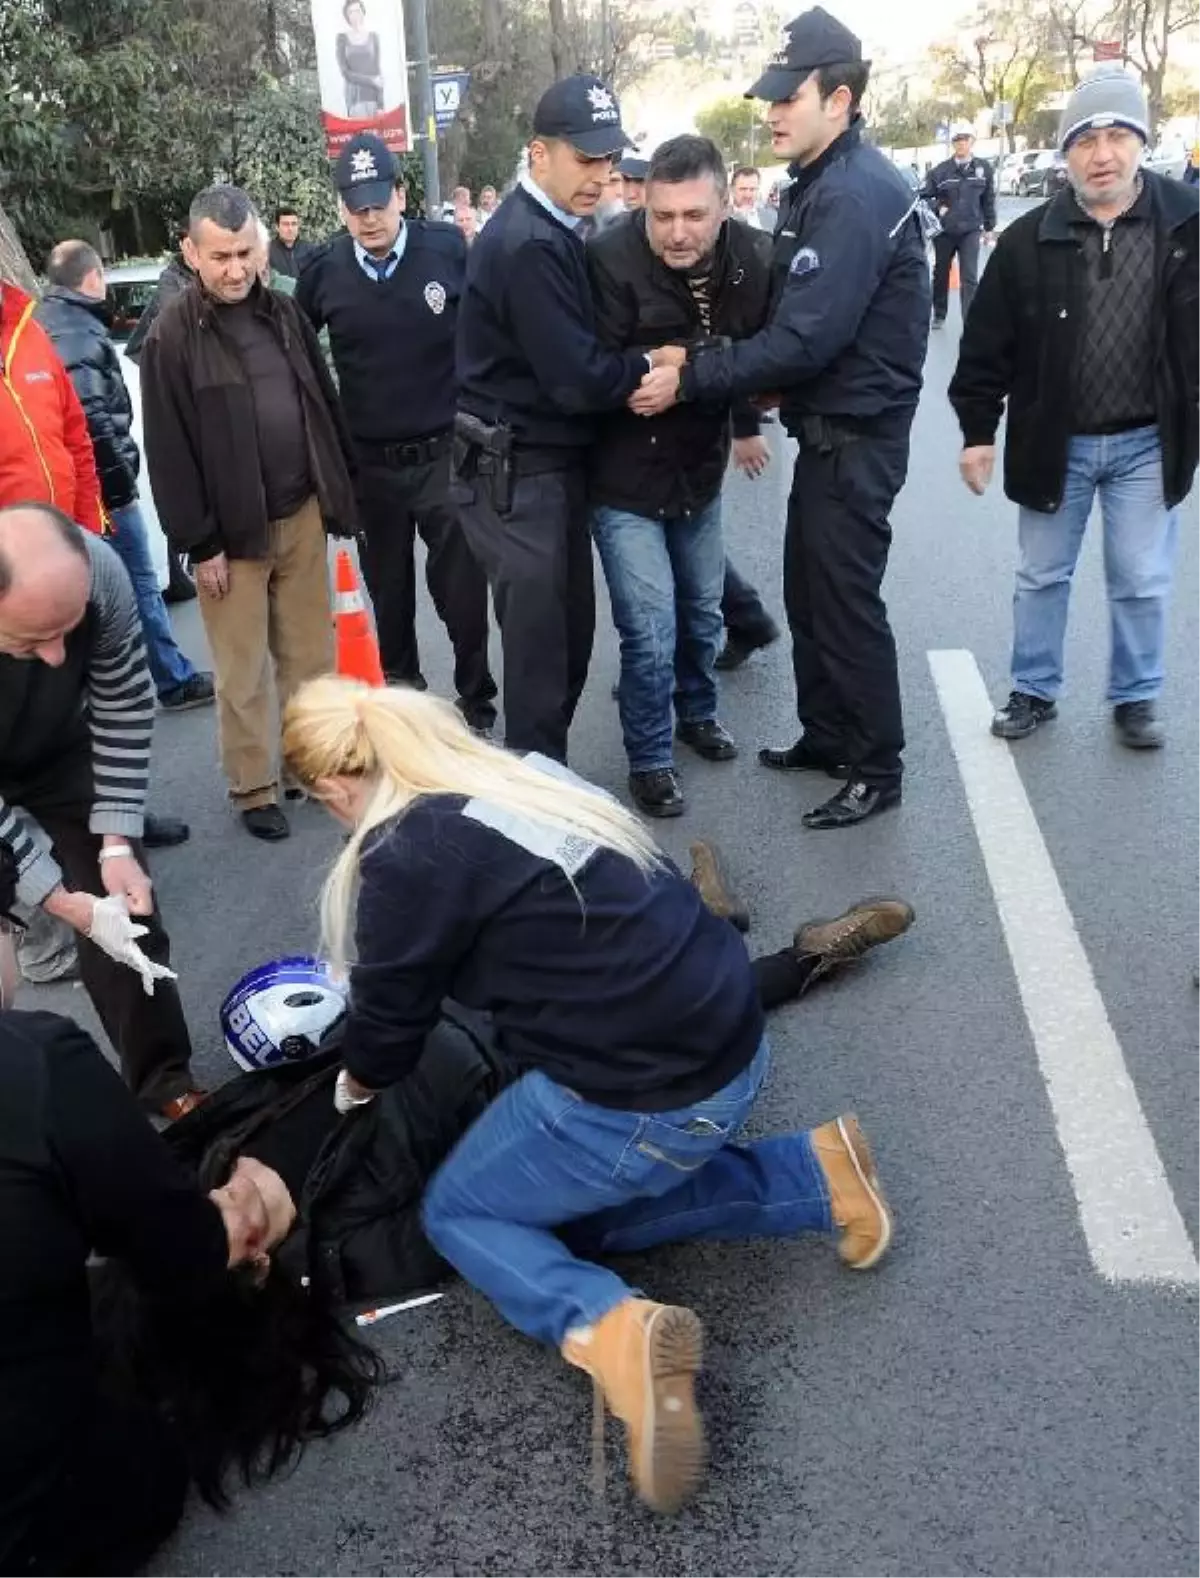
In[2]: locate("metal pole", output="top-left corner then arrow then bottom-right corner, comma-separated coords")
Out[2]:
407,0 -> 440,214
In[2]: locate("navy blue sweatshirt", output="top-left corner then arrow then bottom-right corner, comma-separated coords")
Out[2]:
296,222 -> 465,443
455,184 -> 649,449
339,780 -> 764,1110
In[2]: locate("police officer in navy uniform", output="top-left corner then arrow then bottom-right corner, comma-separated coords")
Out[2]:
297,134 -> 496,730
632,8 -> 930,828
922,123 -> 997,327
453,76 -> 675,763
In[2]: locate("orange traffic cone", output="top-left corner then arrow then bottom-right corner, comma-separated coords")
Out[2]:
949,256 -> 961,291
333,549 -> 385,687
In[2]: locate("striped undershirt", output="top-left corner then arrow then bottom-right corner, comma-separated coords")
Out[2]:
0,533 -> 155,907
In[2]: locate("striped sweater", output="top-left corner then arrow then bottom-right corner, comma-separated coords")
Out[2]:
0,533 -> 154,906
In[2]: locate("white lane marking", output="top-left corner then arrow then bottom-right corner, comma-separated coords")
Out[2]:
929,648 -> 1198,1286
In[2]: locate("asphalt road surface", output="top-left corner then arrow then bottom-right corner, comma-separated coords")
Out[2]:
27,201 -> 1198,1576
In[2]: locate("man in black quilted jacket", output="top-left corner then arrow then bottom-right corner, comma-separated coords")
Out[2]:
36,241 -> 213,716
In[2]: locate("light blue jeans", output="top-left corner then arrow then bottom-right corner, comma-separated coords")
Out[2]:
1012,426 -> 1178,704
421,1037 -> 833,1347
592,499 -> 725,772
108,502 -> 197,700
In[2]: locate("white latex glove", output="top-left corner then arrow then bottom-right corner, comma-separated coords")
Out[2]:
87,895 -> 179,996
335,1068 -> 377,1115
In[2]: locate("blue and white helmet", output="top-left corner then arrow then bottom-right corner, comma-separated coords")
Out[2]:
220,957 -> 348,1073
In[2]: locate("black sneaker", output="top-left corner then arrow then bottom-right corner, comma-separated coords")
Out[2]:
676,719 -> 738,761
630,768 -> 686,818
1113,700 -> 1164,750
160,672 -> 215,711
991,691 -> 1057,740
714,621 -> 780,671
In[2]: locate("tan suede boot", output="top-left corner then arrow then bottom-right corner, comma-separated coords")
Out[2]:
794,896 -> 914,962
562,1297 -> 705,1513
810,1114 -> 893,1269
688,839 -> 750,932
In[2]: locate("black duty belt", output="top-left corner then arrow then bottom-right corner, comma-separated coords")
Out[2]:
359,429 -> 452,469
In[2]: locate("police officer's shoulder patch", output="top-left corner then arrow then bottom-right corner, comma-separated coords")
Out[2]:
789,245 -> 821,277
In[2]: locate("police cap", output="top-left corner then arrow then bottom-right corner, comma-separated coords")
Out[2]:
746,7 -> 869,102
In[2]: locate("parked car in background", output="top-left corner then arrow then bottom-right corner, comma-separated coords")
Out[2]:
1017,150 -> 1066,197
1144,137 -> 1188,180
107,260 -> 171,590
998,150 -> 1042,194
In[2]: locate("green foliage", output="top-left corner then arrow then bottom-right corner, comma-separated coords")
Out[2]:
694,95 -> 765,168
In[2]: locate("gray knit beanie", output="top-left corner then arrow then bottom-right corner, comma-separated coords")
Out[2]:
1058,67 -> 1150,152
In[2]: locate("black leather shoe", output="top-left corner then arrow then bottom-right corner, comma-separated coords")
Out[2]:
386,672 -> 429,692
629,768 -> 686,818
802,779 -> 901,830
714,621 -> 780,671
991,691 -> 1056,739
758,738 -> 846,776
142,814 -> 189,848
676,719 -> 738,761
456,697 -> 497,736
241,805 -> 290,841
1113,700 -> 1164,750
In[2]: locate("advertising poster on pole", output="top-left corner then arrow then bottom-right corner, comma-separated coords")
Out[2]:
311,0 -> 409,157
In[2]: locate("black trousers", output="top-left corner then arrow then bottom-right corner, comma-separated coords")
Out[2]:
453,458 -> 593,762
37,804 -> 195,1109
355,445 -> 497,719
931,229 -> 982,321
12,1392 -> 189,1576
722,557 -> 775,640
783,430 -> 910,788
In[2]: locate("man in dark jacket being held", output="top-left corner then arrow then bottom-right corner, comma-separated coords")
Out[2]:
588,135 -> 773,816
950,68 -> 1198,750
142,185 -> 358,841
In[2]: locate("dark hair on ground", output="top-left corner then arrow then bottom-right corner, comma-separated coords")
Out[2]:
648,134 -> 728,196
808,60 -> 870,114
0,501 -> 88,598
275,203 -> 300,223
45,239 -> 103,291
188,184 -> 257,239
90,1256 -> 385,1509
731,165 -> 760,182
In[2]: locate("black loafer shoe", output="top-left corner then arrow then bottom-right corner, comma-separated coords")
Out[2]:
630,768 -> 686,818
758,738 -> 847,776
676,719 -> 738,761
714,622 -> 780,671
1113,700 -> 1164,750
142,813 -> 190,848
802,779 -> 901,830
241,805 -> 290,841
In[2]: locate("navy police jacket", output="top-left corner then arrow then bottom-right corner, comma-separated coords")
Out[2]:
683,121 -> 931,431
455,184 -> 648,449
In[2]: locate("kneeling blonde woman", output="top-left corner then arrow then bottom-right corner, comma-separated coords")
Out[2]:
282,675 -> 893,1514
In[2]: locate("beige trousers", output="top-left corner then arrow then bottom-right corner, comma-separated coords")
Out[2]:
198,496 -> 334,810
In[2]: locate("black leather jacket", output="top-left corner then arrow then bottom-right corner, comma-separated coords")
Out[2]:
34,287 -> 139,510
587,213 -> 773,517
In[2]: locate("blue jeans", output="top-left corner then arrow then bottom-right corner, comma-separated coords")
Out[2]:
108,503 -> 197,699
1012,426 -> 1178,704
421,1038 -> 833,1347
592,500 -> 724,772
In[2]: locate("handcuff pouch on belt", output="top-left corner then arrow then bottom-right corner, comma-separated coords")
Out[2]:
453,412 -> 515,515
798,415 -> 861,457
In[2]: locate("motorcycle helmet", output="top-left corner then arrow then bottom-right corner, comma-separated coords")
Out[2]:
220,956 -> 348,1072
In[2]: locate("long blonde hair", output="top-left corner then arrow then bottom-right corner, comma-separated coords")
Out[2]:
281,675 -> 662,972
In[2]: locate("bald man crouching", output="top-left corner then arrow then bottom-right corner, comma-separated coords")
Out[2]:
0,504 -> 204,1119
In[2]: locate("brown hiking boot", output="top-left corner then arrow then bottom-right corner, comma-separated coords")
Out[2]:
688,839 -> 750,932
794,896 -> 914,965
810,1115 -> 893,1270
562,1298 -> 705,1513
